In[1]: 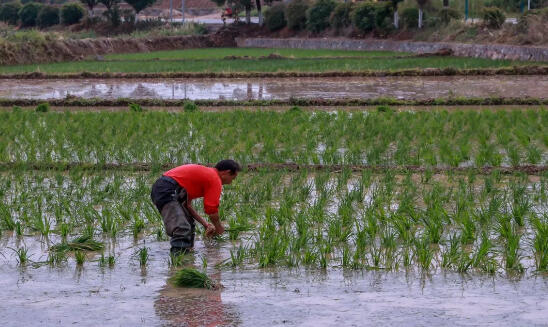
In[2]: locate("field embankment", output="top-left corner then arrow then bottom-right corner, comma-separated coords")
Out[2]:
0,29 -> 237,66
237,37 -> 548,62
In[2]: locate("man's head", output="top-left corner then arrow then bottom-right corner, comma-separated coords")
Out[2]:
215,159 -> 241,185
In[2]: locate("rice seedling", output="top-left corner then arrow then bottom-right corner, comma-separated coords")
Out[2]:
135,247 -> 149,267
414,237 -> 434,271
98,253 -> 116,268
47,249 -> 68,267
9,246 -> 30,266
168,252 -> 188,267
74,250 -> 86,266
531,215 -> 548,272
35,102 -> 49,113
132,216 -> 145,237
128,103 -> 143,112
171,268 -> 216,289
228,246 -> 246,267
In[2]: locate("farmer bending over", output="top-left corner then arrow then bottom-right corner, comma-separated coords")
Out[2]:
151,160 -> 241,255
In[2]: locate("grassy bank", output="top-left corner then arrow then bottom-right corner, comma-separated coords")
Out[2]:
0,48 -> 539,74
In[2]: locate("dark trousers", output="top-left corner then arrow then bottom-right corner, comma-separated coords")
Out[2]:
150,176 -> 195,249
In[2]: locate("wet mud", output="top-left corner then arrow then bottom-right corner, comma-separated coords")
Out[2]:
1,76 -> 547,101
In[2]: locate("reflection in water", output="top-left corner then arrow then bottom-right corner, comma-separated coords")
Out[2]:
155,253 -> 240,327
1,76 -> 547,100
155,270 -> 239,327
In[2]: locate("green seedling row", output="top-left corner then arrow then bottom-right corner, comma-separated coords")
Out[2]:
1,110 -> 546,168
0,170 -> 547,275
0,56 -> 533,74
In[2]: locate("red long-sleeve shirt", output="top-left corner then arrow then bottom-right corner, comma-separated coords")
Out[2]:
164,164 -> 222,214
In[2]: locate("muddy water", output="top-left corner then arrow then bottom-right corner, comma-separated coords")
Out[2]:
1,233 -> 547,326
1,76 -> 547,100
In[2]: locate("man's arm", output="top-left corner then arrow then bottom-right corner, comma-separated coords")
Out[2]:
185,202 -> 216,235
207,212 -> 225,235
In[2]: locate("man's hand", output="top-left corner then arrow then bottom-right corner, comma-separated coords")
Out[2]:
208,213 -> 225,236
205,224 -> 216,237
215,224 -> 225,235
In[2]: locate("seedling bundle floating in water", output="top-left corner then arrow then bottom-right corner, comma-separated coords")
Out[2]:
171,268 -> 216,289
50,235 -> 105,253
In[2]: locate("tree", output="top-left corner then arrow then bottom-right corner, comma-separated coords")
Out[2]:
0,1 -> 22,25
79,0 -> 97,17
37,5 -> 59,27
389,0 -> 403,29
61,2 -> 85,25
99,0 -> 120,25
415,0 -> 428,28
18,1 -> 42,27
125,0 -> 157,21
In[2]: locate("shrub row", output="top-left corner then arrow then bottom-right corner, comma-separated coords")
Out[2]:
265,0 -> 397,34
0,1 -> 84,27
264,0 -> 509,33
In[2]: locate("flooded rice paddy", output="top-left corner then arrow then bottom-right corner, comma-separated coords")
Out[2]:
1,75 -> 547,100
1,171 -> 547,326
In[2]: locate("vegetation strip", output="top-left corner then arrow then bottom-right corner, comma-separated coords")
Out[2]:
1,66 -> 547,79
2,97 -> 548,107
98,54 -> 431,63
1,162 -> 546,175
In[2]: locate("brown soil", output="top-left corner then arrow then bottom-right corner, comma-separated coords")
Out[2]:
1,65 -> 547,79
1,96 -> 547,107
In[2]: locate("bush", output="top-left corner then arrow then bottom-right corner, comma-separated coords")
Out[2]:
286,0 -> 309,31
482,7 -> 505,29
373,2 -> 393,35
61,2 -> 85,25
18,2 -> 43,27
330,2 -> 353,33
183,100 -> 198,112
439,7 -> 461,25
306,0 -> 336,33
351,1 -> 376,33
129,103 -> 143,112
401,7 -> 418,29
264,3 -> 286,31
351,1 -> 392,34
37,5 -> 59,28
35,102 -> 49,112
0,1 -> 22,25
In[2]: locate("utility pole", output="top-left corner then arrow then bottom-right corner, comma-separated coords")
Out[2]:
181,0 -> 186,24
170,0 -> 173,23
528,0 -> 531,10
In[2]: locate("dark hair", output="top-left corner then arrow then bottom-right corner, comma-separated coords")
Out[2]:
215,159 -> 242,174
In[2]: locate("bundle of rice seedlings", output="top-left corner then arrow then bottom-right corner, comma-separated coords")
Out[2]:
50,235 -> 104,253
171,268 -> 216,289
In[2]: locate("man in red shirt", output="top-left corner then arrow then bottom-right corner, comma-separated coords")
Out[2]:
150,160 -> 241,255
